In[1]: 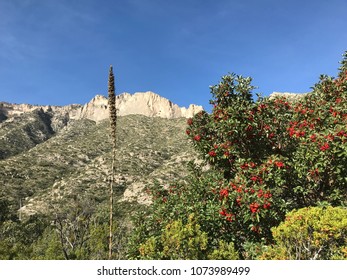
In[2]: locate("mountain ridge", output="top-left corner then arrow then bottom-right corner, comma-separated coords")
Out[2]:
0,91 -> 203,123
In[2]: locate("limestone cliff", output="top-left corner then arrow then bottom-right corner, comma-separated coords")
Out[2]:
75,91 -> 203,121
0,91 -> 203,123
269,92 -> 307,100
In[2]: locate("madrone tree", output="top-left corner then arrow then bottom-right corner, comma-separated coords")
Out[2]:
128,52 -> 347,259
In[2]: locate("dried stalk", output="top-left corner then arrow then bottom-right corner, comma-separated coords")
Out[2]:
108,65 -> 117,259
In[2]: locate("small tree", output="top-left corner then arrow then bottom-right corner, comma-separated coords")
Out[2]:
51,199 -> 94,260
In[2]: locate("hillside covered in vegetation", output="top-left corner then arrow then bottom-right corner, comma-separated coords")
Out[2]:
1,53 -> 347,260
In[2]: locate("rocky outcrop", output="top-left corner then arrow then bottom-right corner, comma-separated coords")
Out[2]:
0,91 -> 203,124
0,102 -> 82,123
269,92 -> 307,100
75,91 -> 203,122
74,95 -> 107,122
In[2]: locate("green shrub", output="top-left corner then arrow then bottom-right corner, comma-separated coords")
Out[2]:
260,206 -> 347,260
137,214 -> 208,259
207,240 -> 238,260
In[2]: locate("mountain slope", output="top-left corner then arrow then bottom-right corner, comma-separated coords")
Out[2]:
0,114 -> 196,217
0,109 -> 55,159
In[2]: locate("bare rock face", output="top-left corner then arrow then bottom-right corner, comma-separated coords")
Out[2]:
75,91 -> 203,122
0,102 -> 82,121
74,94 -> 108,122
118,91 -> 204,119
0,92 -> 203,125
269,92 -> 307,100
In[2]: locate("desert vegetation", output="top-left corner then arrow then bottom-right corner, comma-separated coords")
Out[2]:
0,53 -> 346,260
0,115 -> 193,259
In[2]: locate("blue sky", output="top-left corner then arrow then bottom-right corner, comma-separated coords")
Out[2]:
0,0 -> 346,110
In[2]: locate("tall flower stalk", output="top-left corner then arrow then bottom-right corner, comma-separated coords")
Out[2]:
108,65 -> 117,259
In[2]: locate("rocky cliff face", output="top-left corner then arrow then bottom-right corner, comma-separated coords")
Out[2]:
75,91 -> 203,122
0,91 -> 203,123
269,92 -> 307,100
